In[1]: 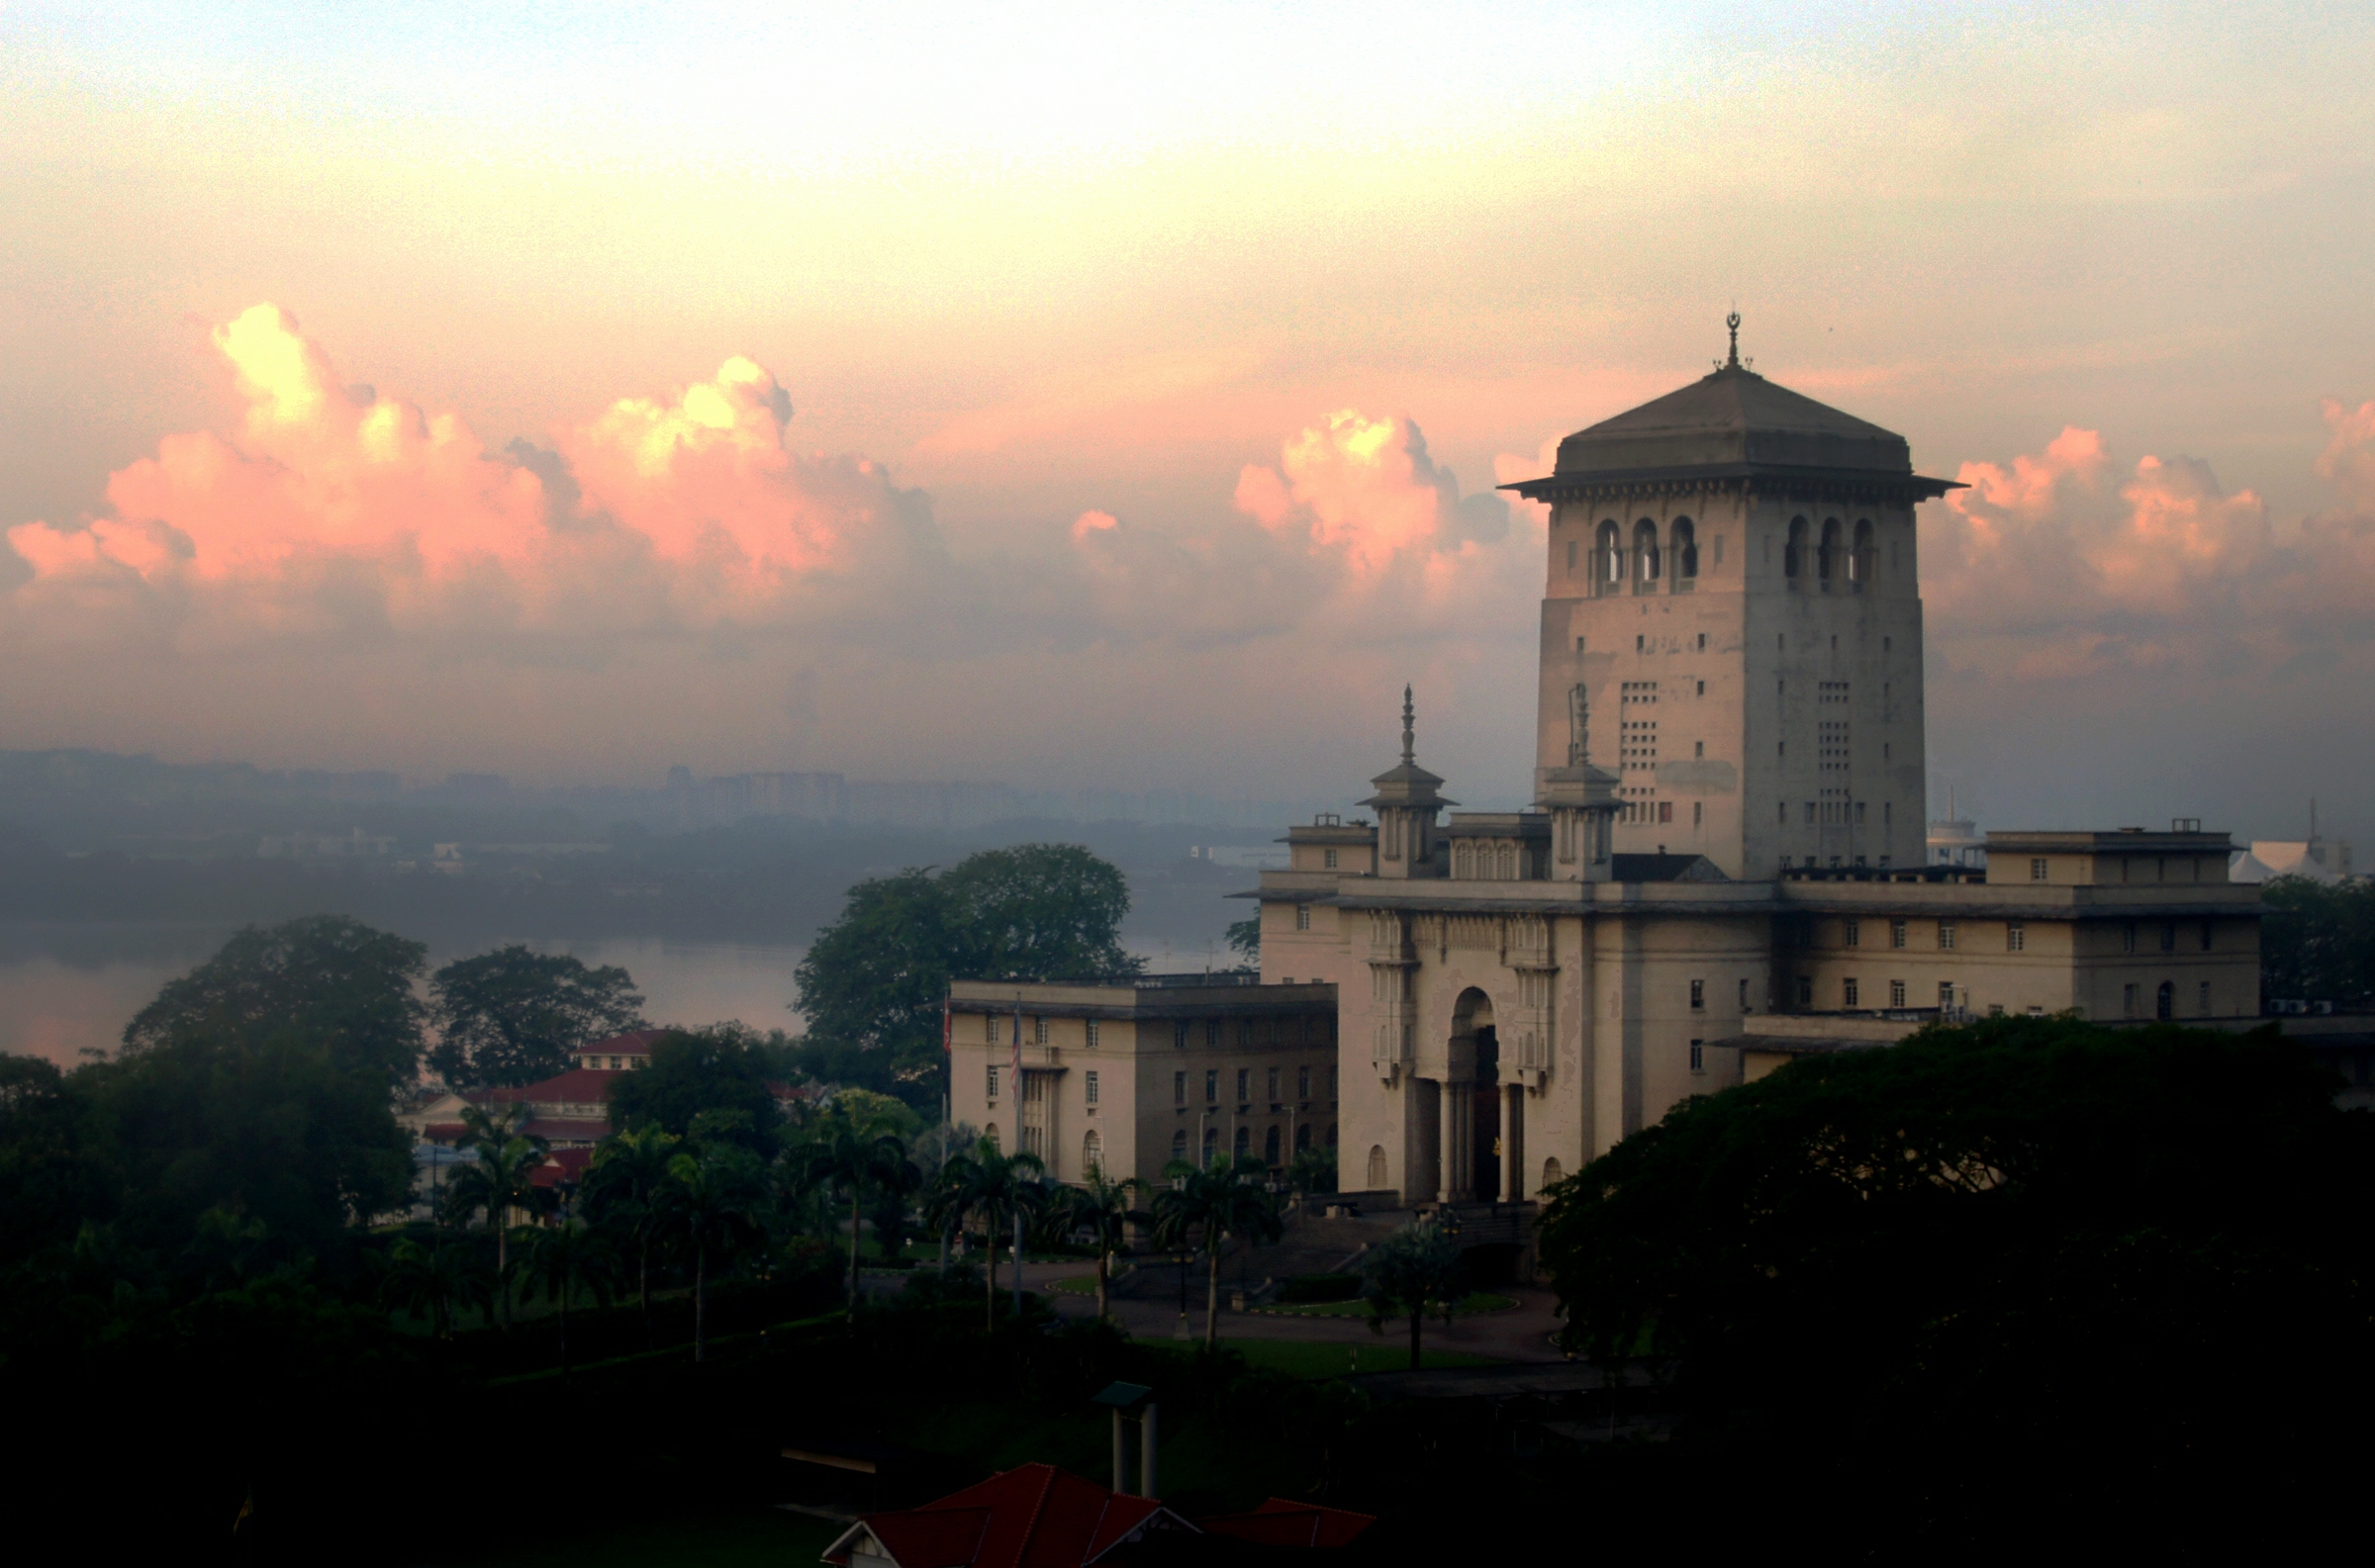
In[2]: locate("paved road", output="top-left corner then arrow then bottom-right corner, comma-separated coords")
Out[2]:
1017,1257 -> 1568,1364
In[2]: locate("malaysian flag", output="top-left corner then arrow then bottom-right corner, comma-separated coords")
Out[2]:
941,995 -> 952,1055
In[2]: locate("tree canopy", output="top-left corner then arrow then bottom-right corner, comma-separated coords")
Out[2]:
607,1025 -> 787,1153
2259,874 -> 2375,1005
1537,1013 -> 2375,1534
123,914 -> 428,1090
793,844 -> 1140,1092
427,944 -> 645,1087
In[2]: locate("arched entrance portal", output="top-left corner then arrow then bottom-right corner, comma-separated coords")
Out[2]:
1442,988 -> 1507,1203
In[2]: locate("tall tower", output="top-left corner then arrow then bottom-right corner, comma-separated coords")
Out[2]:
1504,319 -> 1960,879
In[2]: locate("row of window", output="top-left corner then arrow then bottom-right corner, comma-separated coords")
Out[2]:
1781,515 -> 1879,586
1805,916 -> 2217,954
1780,800 -> 1893,826
1175,1064 -> 1340,1104
1172,1121 -> 1338,1168
1570,517 -> 1711,594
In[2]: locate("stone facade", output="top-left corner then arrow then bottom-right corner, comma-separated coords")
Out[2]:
1248,331 -> 2263,1209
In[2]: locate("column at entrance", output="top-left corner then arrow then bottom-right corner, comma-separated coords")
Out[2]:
1501,1084 -> 1521,1202
1436,1078 -> 1456,1204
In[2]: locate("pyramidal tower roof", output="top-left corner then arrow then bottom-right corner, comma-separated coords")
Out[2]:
1503,315 -> 1958,501
1364,685 -> 1452,809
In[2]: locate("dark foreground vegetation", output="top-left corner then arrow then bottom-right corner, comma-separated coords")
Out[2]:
5,890 -> 2372,1560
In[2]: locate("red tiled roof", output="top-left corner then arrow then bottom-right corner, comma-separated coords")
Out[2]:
528,1147 -> 598,1186
521,1117 -> 613,1145
1197,1500 -> 1375,1550
826,1463 -> 1179,1568
482,1067 -> 622,1106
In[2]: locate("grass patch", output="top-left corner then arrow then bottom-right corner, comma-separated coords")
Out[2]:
1049,1275 -> 1099,1296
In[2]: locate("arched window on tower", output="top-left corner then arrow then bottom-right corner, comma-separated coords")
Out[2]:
1597,520 -> 1622,596
1785,516 -> 1807,581
1634,518 -> 1661,588
1851,518 -> 1875,587
1082,1130 -> 1102,1176
1819,518 -> 1842,585
1671,516 -> 1698,582
1366,1145 -> 1388,1188
1566,538 -> 1577,575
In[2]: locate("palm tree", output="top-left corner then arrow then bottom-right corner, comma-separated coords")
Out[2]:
1154,1154 -> 1283,1346
518,1217 -> 616,1374
1057,1169 -> 1147,1322
583,1126 -> 682,1347
379,1233 -> 489,1339
441,1103 -> 552,1326
656,1146 -> 766,1362
1361,1217 -> 1465,1365
804,1106 -> 913,1321
926,1138 -> 1046,1329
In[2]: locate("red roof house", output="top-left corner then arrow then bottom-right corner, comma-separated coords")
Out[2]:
820,1463 -> 1192,1568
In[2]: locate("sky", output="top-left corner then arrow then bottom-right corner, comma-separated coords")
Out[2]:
3,1 -> 2373,844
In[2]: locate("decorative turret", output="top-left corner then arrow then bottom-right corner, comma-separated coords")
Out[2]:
1361,686 -> 1454,879
1535,680 -> 1620,881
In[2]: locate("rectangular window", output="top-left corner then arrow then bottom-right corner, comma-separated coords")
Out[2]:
1086,1070 -> 1100,1105
1174,1021 -> 1189,1049
1323,848 -> 1339,870
1940,981 -> 1956,1010
1205,1019 -> 1221,1048
1889,979 -> 1907,1008
1689,978 -> 1705,1011
1804,801 -> 1816,825
1938,921 -> 1956,951
1174,1071 -> 1187,1105
2123,922 -> 2138,955
2031,857 -> 2048,880
1854,801 -> 1866,825
1844,977 -> 1860,1008
1295,904 -> 1312,931
2006,921 -> 2025,952
987,1065 -> 1000,1100
1204,1069 -> 1218,1103
1796,974 -> 1813,1006
1689,1040 -> 1704,1072
986,1014 -> 998,1043
1085,1019 -> 1101,1049
2199,980 -> 2212,1016
2159,922 -> 2177,954
1693,801 -> 1703,826
1033,1016 -> 1049,1045
1889,919 -> 1907,950
1267,1067 -> 1280,1102
1235,1068 -> 1250,1102
2200,920 -> 2214,952
1657,801 -> 1672,823
2124,982 -> 2139,1018
1845,918 -> 1860,948
1297,1065 -> 1311,1099
1739,977 -> 1750,1011
1778,801 -> 1788,825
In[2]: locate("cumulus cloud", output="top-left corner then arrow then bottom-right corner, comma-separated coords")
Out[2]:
0,312 -> 1555,795
3,305 -> 934,644
1922,413 -> 2375,685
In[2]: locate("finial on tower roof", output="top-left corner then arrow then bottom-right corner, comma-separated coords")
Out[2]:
1726,309 -> 1742,370
1400,685 -> 1415,765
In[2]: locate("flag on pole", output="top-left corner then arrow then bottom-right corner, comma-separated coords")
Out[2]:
1010,998 -> 1022,1076
941,995 -> 952,1055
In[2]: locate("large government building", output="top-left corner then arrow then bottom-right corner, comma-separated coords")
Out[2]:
950,323 -> 2261,1211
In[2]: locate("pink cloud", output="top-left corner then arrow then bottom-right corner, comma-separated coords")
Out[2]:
2,305 -> 928,638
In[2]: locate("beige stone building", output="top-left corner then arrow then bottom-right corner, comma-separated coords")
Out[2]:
1246,325 -> 2262,1211
945,977 -> 1341,1188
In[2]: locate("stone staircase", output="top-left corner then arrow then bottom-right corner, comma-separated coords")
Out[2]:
1111,1200 -> 1413,1303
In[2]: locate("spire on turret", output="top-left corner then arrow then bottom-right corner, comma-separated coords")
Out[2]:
1725,308 -> 1742,370
1400,684 -> 1415,766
